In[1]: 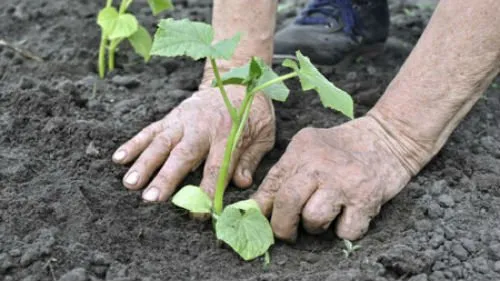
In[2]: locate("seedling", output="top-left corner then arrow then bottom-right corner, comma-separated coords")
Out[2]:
342,239 -> 361,258
96,0 -> 173,78
150,18 -> 354,261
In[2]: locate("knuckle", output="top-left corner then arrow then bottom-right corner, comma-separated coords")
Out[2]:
154,133 -> 172,148
173,145 -> 198,163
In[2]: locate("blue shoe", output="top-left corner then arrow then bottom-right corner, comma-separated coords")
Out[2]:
274,0 -> 389,66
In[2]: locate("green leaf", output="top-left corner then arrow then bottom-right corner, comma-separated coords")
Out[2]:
109,13 -> 139,40
128,25 -> 153,62
216,201 -> 274,261
294,51 -> 354,119
151,18 -> 240,60
216,58 -> 289,102
258,63 -> 290,102
228,199 -> 260,211
282,58 -> 298,71
171,185 -> 212,213
97,7 -> 119,36
148,0 -> 173,15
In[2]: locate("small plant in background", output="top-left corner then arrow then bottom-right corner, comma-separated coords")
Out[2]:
342,239 -> 361,258
150,18 -> 354,261
96,0 -> 173,78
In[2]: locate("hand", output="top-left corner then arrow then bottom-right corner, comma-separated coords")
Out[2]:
112,85 -> 275,202
252,116 -> 412,241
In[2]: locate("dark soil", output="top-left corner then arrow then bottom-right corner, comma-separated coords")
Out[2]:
2,1 -> 500,280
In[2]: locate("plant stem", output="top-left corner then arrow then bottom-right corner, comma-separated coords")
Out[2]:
213,122 -> 240,215
231,92 -> 255,152
209,58 -> 238,123
251,72 -> 298,94
106,0 -> 113,8
108,39 -> 120,71
98,33 -> 107,78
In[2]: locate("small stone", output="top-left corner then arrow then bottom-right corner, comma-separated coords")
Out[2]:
85,141 -> 99,156
258,272 -> 279,281
426,202 -> 443,219
304,252 -> 320,264
430,180 -> 446,195
471,257 -> 489,274
0,253 -> 14,274
415,220 -> 433,232
408,274 -> 427,281
19,76 -> 35,89
111,75 -> 140,89
428,271 -> 445,281
451,243 -> 469,261
489,243 -> 500,261
438,194 -> 455,208
20,247 -> 41,267
493,261 -> 500,272
460,238 -> 476,253
346,71 -> 357,81
429,235 -> 444,249
58,267 -> 88,281
21,275 -> 38,281
443,226 -> 456,240
366,65 -> 377,75
8,249 -> 21,257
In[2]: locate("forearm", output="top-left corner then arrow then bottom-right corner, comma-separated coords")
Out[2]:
367,0 -> 500,175
201,0 -> 278,86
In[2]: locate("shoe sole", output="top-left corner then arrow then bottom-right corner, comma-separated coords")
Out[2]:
272,42 -> 386,69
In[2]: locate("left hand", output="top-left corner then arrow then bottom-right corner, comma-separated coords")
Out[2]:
252,116 -> 413,241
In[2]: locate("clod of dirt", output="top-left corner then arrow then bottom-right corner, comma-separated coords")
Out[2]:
19,76 -> 35,89
377,244 -> 433,275
0,253 -> 14,274
57,267 -> 89,281
489,243 -> 500,261
408,273 -> 428,281
111,75 -> 141,89
451,243 -> 469,261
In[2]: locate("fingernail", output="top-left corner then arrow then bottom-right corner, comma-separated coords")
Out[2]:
243,169 -> 252,180
143,187 -> 159,202
125,171 -> 139,185
113,150 -> 127,161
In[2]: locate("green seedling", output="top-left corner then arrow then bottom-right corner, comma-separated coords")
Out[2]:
342,239 -> 361,258
96,0 -> 173,78
150,18 -> 354,261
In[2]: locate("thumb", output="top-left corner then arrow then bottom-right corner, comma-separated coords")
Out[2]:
232,138 -> 274,188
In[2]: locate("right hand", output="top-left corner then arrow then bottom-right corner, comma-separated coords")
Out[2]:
112,85 -> 276,202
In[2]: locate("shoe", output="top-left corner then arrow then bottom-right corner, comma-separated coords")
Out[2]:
273,0 -> 389,66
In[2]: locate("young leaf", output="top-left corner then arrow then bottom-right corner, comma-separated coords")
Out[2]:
228,199 -> 261,211
216,206 -> 274,261
108,14 -> 139,40
258,63 -> 290,102
171,185 -> 212,213
128,25 -> 152,62
97,7 -> 119,35
285,51 -> 354,119
151,18 -> 240,60
216,58 -> 289,101
147,0 -> 173,15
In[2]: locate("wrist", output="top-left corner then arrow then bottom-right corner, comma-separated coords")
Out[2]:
364,110 -> 431,176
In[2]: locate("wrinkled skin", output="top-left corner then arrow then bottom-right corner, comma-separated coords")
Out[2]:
252,117 -> 411,241
112,86 -> 275,201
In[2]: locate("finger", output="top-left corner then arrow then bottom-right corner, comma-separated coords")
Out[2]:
251,154 -> 292,216
302,188 -> 344,234
270,174 -> 318,242
199,140 -> 242,198
122,127 -> 182,190
113,121 -> 164,164
335,205 -> 380,240
232,138 -> 274,188
142,135 -> 210,202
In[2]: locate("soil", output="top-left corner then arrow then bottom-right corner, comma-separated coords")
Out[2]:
1,0 -> 500,281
